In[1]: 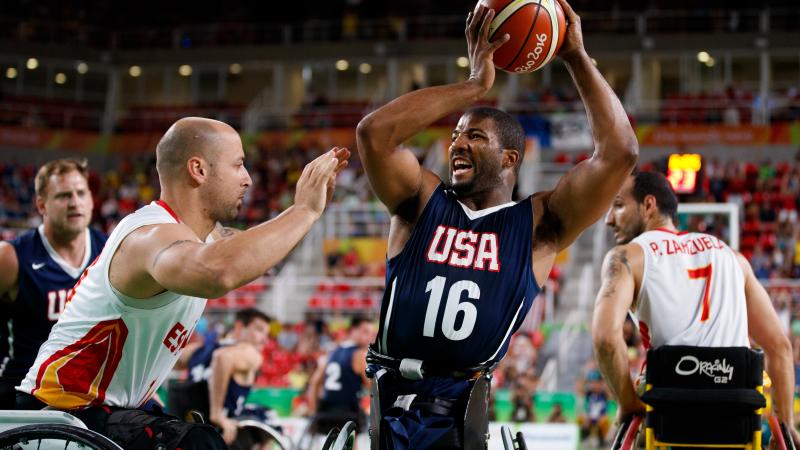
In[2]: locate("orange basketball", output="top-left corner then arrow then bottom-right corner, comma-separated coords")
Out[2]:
482,0 -> 567,73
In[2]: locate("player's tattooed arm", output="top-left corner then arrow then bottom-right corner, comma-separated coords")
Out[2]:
212,222 -> 241,240
592,245 -> 644,419
151,240 -> 193,269
598,246 -> 633,304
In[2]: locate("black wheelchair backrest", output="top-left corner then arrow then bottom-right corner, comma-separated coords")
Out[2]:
645,346 -> 763,389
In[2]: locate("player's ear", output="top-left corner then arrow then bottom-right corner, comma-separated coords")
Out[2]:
643,194 -> 659,217
186,156 -> 207,185
35,195 -> 46,216
502,149 -> 520,170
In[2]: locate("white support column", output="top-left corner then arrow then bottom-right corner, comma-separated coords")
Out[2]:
387,59 -> 398,100
101,68 -> 119,136
758,50 -> 770,124
723,52 -> 732,87
629,51 -> 643,114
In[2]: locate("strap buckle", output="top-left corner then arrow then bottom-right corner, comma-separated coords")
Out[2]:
399,358 -> 424,380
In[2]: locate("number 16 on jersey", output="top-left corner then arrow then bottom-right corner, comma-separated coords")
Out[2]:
423,276 -> 480,341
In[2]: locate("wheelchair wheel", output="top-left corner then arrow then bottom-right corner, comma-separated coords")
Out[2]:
768,415 -> 798,450
232,420 -> 291,450
319,427 -> 339,450
500,426 -> 527,450
0,423 -> 123,449
610,414 -> 643,450
330,421 -> 356,450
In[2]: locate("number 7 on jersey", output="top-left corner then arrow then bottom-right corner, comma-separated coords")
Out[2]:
687,264 -> 713,322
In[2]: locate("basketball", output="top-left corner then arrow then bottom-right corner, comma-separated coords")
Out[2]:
482,0 -> 567,73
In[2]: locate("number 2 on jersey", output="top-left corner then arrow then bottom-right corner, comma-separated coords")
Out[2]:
423,276 -> 480,341
324,362 -> 342,391
687,264 -> 713,322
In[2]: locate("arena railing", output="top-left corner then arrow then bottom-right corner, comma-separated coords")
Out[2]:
320,203 -> 390,240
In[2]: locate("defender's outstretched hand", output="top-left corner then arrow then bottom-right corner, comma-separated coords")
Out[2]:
466,3 -> 510,91
294,147 -> 350,216
555,0 -> 585,61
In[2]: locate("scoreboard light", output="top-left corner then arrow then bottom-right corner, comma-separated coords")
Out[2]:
667,153 -> 702,194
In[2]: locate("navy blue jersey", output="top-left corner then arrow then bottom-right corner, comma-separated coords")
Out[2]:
320,344 -> 363,411
0,226 -> 106,380
187,340 -> 251,417
378,184 -> 539,369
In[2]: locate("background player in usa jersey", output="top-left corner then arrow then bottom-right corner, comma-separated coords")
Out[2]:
0,158 -> 106,409
356,0 -> 638,446
593,171 -> 799,445
180,308 -> 273,445
307,316 -> 375,437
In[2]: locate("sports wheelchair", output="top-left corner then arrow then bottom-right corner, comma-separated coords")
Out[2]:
609,345 -> 795,450
168,379 -> 291,450
365,347 -> 529,450
317,420 -> 358,450
0,410 -> 124,449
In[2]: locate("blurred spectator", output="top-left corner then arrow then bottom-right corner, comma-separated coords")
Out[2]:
577,366 -> 612,447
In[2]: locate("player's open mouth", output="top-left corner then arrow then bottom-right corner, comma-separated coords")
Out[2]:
452,158 -> 473,177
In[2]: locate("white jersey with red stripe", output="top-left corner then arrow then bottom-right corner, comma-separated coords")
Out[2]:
18,200 -> 207,409
631,228 -> 748,350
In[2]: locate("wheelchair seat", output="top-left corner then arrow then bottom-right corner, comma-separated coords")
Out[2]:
641,345 -> 766,448
368,368 -> 491,450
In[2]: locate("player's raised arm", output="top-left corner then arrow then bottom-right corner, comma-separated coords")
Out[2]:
116,149 -> 349,300
538,0 -> 638,250
356,3 -> 510,214
737,253 -> 799,443
0,243 -> 18,302
592,244 -> 646,419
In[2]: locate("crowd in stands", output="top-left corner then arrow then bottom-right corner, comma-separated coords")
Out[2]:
659,86 -> 800,124
2,79 -> 798,133
509,84 -> 800,125
0,142 -> 375,235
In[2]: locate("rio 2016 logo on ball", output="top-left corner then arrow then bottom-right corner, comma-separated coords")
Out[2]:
481,0 -> 566,73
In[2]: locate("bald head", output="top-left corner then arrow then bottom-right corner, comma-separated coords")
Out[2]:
156,117 -> 239,179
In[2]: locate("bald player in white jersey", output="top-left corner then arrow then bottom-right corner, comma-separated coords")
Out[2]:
592,171 -> 798,445
16,117 -> 350,450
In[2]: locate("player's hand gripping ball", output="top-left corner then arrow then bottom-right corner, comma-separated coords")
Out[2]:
481,0 -> 566,73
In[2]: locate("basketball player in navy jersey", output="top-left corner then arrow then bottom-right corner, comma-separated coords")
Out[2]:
307,316 -> 375,435
356,0 -> 637,446
181,308 -> 272,445
0,158 -> 107,409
